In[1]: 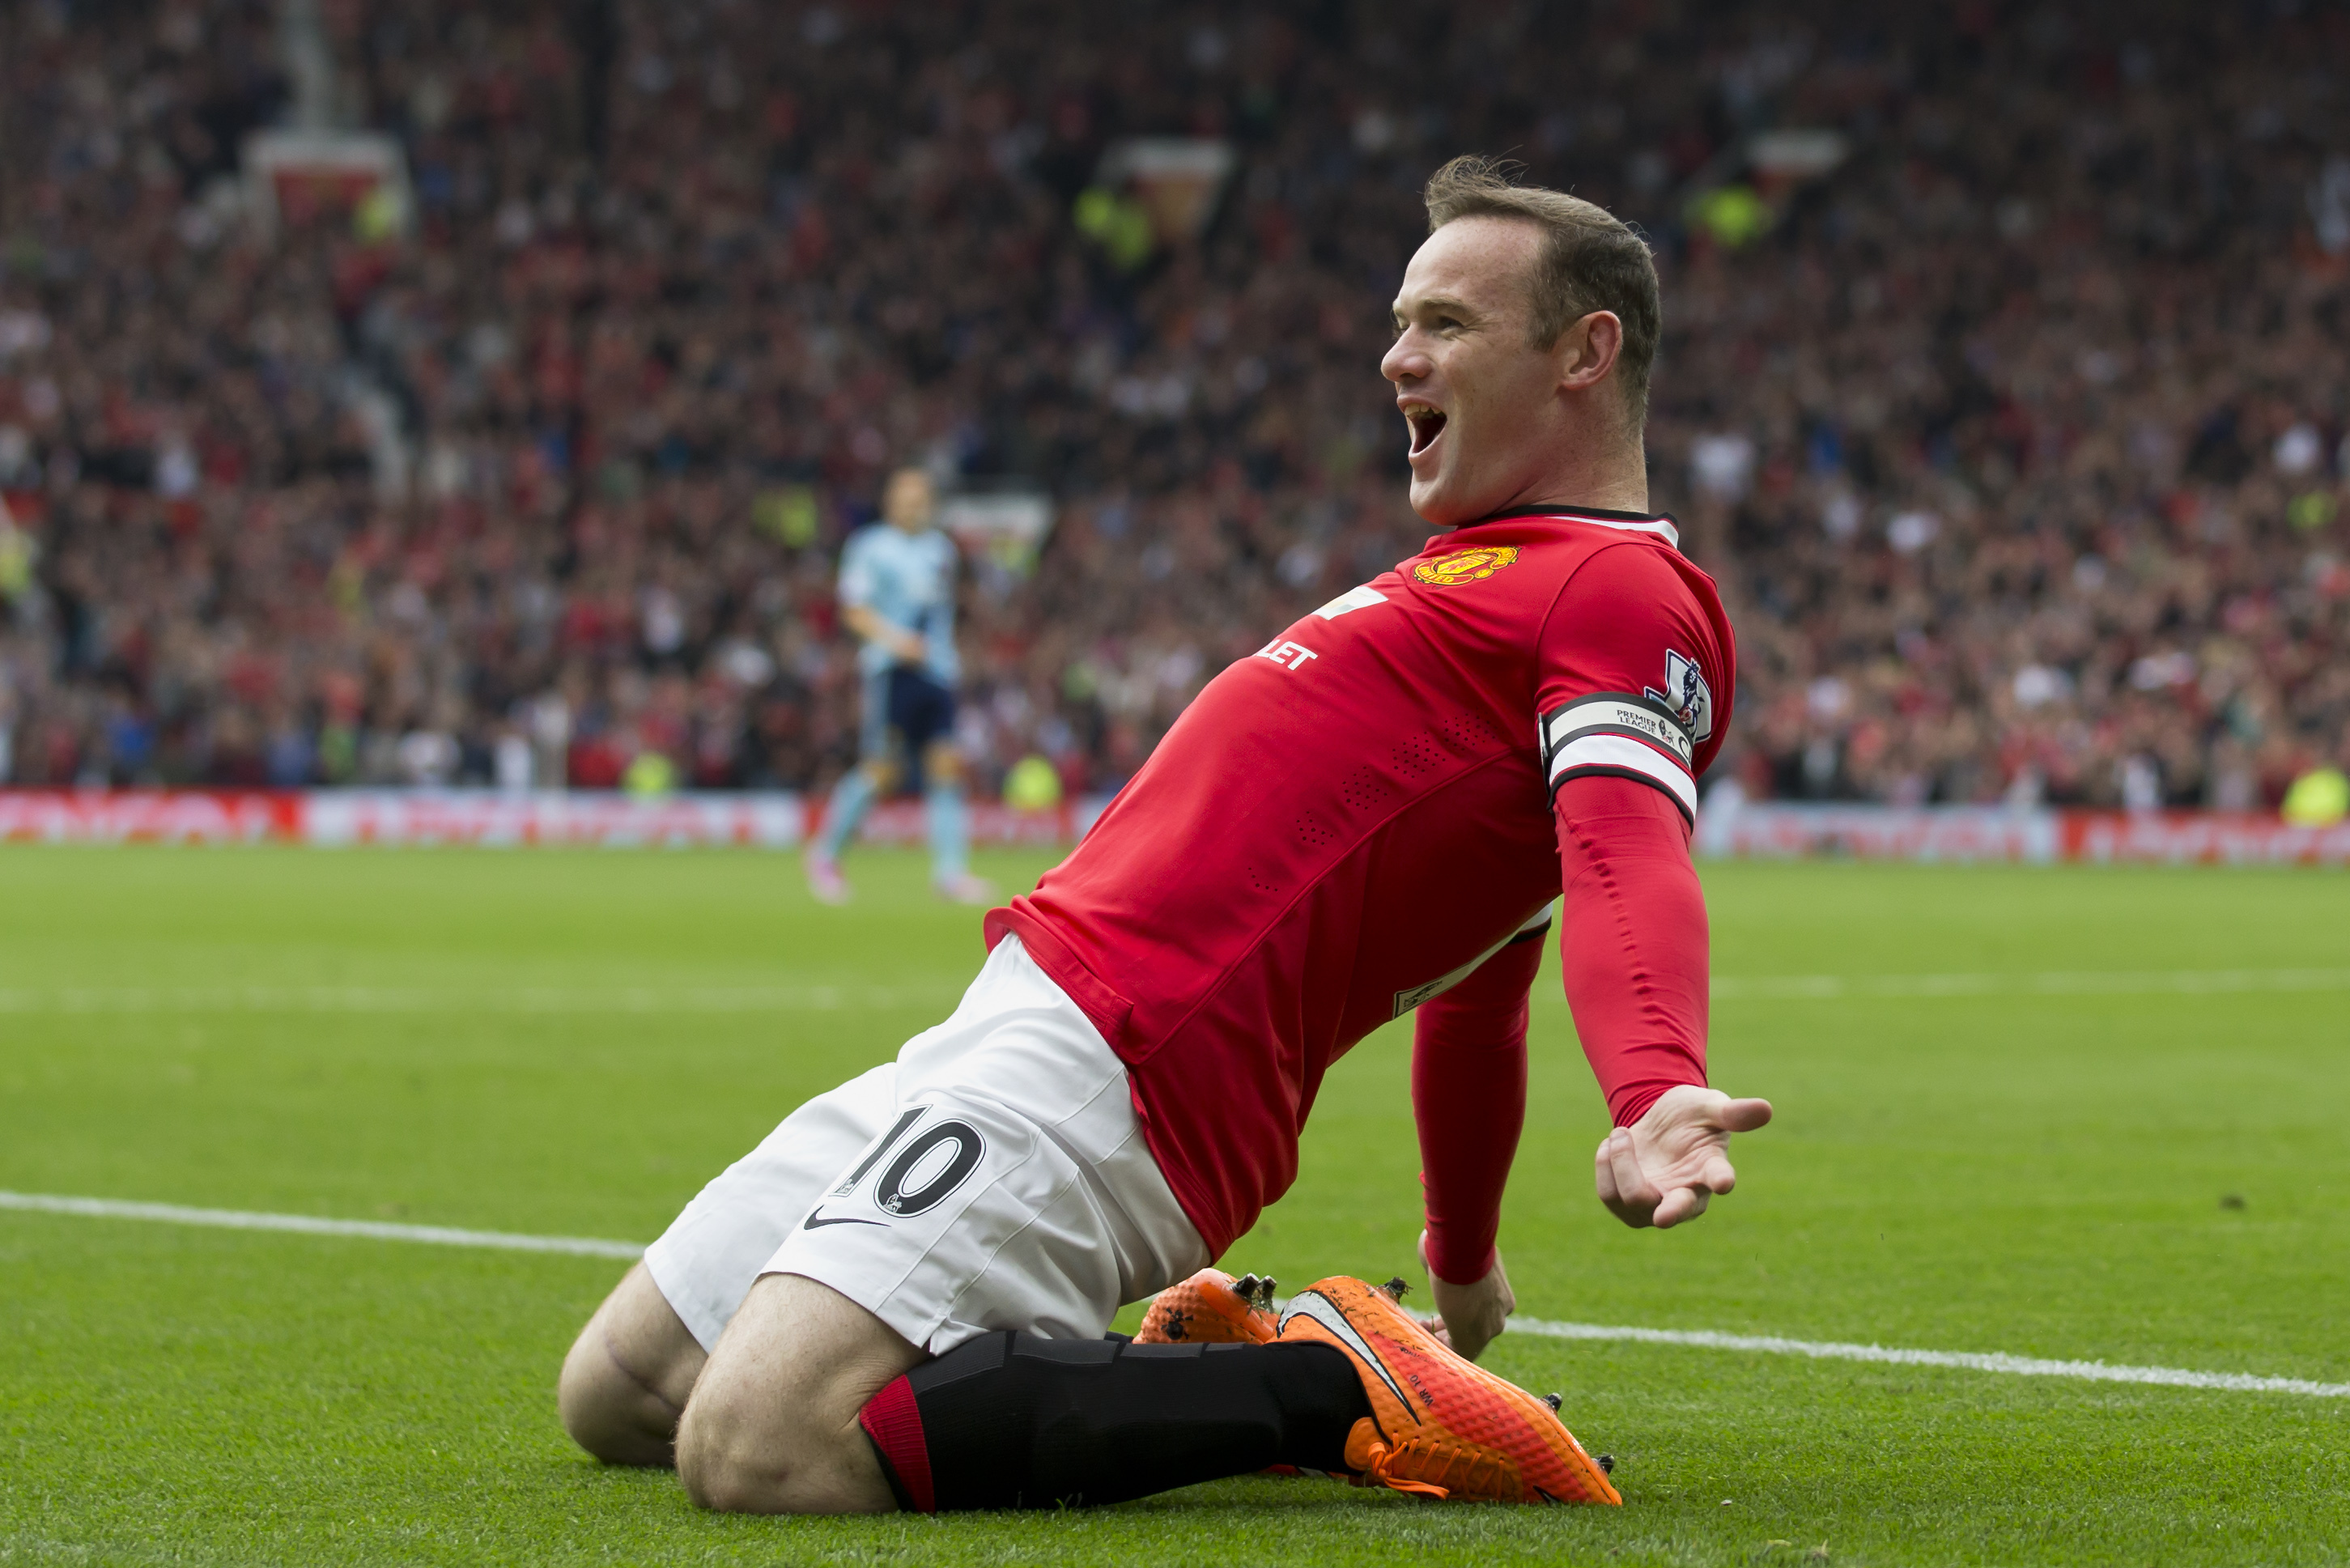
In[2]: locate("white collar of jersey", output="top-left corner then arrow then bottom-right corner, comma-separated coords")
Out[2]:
1467,507 -> 1681,550
1570,512 -> 1678,548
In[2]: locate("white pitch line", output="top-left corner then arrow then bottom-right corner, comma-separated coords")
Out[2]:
1709,967 -> 2350,1001
0,1191 -> 641,1259
5,1191 -> 2342,1400
1506,1317 -> 2350,1399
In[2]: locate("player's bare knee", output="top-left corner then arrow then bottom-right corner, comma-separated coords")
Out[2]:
674,1376 -> 855,1513
559,1328 -> 669,1465
558,1264 -> 704,1466
675,1274 -> 916,1512
672,1402 -> 759,1511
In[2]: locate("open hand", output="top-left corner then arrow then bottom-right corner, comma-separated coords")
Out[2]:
1594,1084 -> 1773,1229
1417,1230 -> 1514,1362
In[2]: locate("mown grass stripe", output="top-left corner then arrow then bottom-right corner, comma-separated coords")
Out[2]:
0,985 -> 958,1013
1710,968 -> 2350,1001
0,969 -> 2342,1013
6,1189 -> 2343,1399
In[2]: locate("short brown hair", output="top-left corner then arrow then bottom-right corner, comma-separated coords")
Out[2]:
1423,155 -> 1661,427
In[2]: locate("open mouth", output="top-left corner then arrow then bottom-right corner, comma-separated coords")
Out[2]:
1405,406 -> 1447,457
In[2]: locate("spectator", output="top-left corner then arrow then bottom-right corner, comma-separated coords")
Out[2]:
0,1 -> 2342,810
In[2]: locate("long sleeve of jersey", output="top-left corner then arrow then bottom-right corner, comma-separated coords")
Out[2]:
1555,774 -> 1710,1125
1412,921 -> 1542,1285
1532,539 -> 1725,1125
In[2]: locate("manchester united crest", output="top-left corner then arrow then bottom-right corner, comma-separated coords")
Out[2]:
1413,545 -> 1521,586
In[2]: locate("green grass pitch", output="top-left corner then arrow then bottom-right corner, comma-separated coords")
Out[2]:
2,846 -> 2347,1565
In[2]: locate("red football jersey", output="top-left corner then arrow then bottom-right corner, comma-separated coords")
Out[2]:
985,507 -> 1736,1256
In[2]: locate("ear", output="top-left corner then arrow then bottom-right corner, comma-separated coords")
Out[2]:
1554,309 -> 1624,393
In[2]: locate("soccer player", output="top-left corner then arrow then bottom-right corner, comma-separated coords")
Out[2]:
804,466 -> 992,905
559,156 -> 1771,1513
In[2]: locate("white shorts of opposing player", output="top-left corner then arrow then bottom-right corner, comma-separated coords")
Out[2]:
644,936 -> 1209,1355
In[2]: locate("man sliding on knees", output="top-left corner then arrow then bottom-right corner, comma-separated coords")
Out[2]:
558,156 -> 1770,1514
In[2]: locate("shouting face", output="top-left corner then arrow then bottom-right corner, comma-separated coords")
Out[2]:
1380,216 -> 1579,527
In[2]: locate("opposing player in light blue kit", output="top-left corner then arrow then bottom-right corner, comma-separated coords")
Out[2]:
805,467 -> 992,905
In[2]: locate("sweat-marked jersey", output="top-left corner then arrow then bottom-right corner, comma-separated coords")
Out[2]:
984,506 -> 1736,1257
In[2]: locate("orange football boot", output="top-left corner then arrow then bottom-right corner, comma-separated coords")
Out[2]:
1133,1268 -> 1279,1345
1275,1275 -> 1621,1505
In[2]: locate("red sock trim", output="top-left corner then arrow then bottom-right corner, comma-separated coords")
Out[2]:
857,1375 -> 935,1514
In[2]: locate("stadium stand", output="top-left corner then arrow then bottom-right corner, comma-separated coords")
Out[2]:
0,2 -> 2344,810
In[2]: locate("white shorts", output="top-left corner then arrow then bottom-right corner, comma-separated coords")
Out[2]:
642,935 -> 1209,1356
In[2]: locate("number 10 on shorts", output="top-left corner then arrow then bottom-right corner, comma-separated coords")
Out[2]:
816,1105 -> 989,1222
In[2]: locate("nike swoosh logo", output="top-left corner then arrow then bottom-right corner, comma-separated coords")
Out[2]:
1278,1290 -> 1412,1410
801,1209 -> 886,1230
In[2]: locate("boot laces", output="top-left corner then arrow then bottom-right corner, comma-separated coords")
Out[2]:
1358,1433 -> 1514,1502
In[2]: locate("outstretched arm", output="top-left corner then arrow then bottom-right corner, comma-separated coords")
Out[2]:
1555,773 -> 1770,1228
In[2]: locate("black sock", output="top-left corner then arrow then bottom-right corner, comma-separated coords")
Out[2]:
858,1333 -> 1371,1511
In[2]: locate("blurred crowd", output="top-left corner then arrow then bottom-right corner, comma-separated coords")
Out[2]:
0,0 -> 2344,808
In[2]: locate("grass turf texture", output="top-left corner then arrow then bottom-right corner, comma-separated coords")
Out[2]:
2,848 -> 2346,1566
